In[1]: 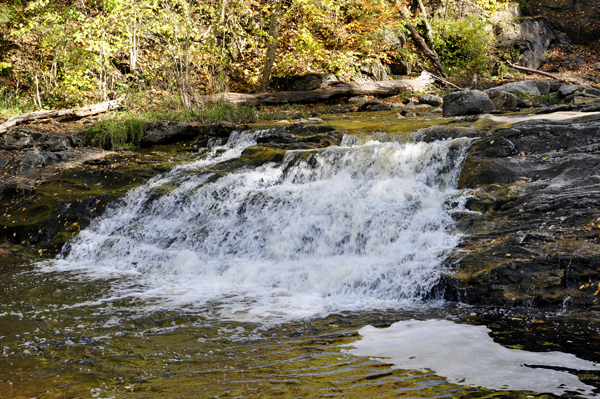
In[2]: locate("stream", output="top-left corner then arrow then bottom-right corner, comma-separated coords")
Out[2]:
2,113 -> 600,398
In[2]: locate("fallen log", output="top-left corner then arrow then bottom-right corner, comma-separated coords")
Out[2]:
202,72 -> 434,106
506,61 -> 559,80
0,99 -> 123,134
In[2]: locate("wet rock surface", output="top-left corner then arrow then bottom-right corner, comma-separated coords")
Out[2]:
141,121 -> 237,147
445,114 -> 600,311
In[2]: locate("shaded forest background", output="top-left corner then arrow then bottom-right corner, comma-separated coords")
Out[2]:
0,0 -> 598,115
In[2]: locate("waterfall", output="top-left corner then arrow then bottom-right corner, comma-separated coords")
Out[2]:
48,130 -> 473,321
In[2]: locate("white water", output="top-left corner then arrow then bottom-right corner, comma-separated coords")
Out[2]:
350,320 -> 600,397
46,131 -> 472,321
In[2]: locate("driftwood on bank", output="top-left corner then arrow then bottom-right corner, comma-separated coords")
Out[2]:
202,72 -> 434,106
0,99 -> 123,134
506,61 -> 559,80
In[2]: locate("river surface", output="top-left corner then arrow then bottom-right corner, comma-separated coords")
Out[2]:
2,113 -> 600,398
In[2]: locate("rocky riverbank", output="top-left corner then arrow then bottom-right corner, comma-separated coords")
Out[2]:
442,112 -> 600,311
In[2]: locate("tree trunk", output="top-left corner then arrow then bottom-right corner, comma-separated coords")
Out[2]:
416,0 -> 433,42
260,0 -> 283,92
406,23 -> 448,79
203,72 -> 434,106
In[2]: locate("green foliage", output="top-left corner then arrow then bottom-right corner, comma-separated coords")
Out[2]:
430,17 -> 494,78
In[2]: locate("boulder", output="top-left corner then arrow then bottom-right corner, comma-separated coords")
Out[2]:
485,81 -> 542,97
487,91 -> 531,109
418,94 -> 443,107
42,135 -> 73,152
442,90 -> 496,117
347,96 -> 368,105
557,84 -> 585,99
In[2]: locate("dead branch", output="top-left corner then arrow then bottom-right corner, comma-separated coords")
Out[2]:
405,23 -> 448,79
506,61 -> 560,80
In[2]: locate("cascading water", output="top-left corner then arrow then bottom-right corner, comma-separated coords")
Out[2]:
46,130 -> 473,321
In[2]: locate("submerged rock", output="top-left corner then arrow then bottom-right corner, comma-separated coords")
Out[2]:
442,90 -> 496,117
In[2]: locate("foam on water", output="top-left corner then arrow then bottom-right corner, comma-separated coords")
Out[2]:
45,132 -> 472,321
350,319 -> 600,397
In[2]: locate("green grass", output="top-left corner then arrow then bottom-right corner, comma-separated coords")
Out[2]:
85,117 -> 146,150
85,99 -> 317,150
0,89 -> 35,118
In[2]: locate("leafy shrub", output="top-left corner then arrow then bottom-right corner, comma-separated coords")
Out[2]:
429,17 -> 494,78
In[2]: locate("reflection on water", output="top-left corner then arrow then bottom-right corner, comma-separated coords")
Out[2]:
351,319 -> 600,398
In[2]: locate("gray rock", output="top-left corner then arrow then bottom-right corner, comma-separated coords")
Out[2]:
359,99 -> 392,112
495,17 -> 554,69
141,122 -> 203,147
0,129 -> 47,150
487,91 -> 531,109
19,148 -> 46,173
360,60 -> 388,82
573,57 -> 586,66
418,94 -> 443,106
442,90 -> 497,117
594,62 -> 600,71
42,135 -> 73,152
557,84 -> 585,99
533,81 -> 550,95
485,81 -> 541,96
